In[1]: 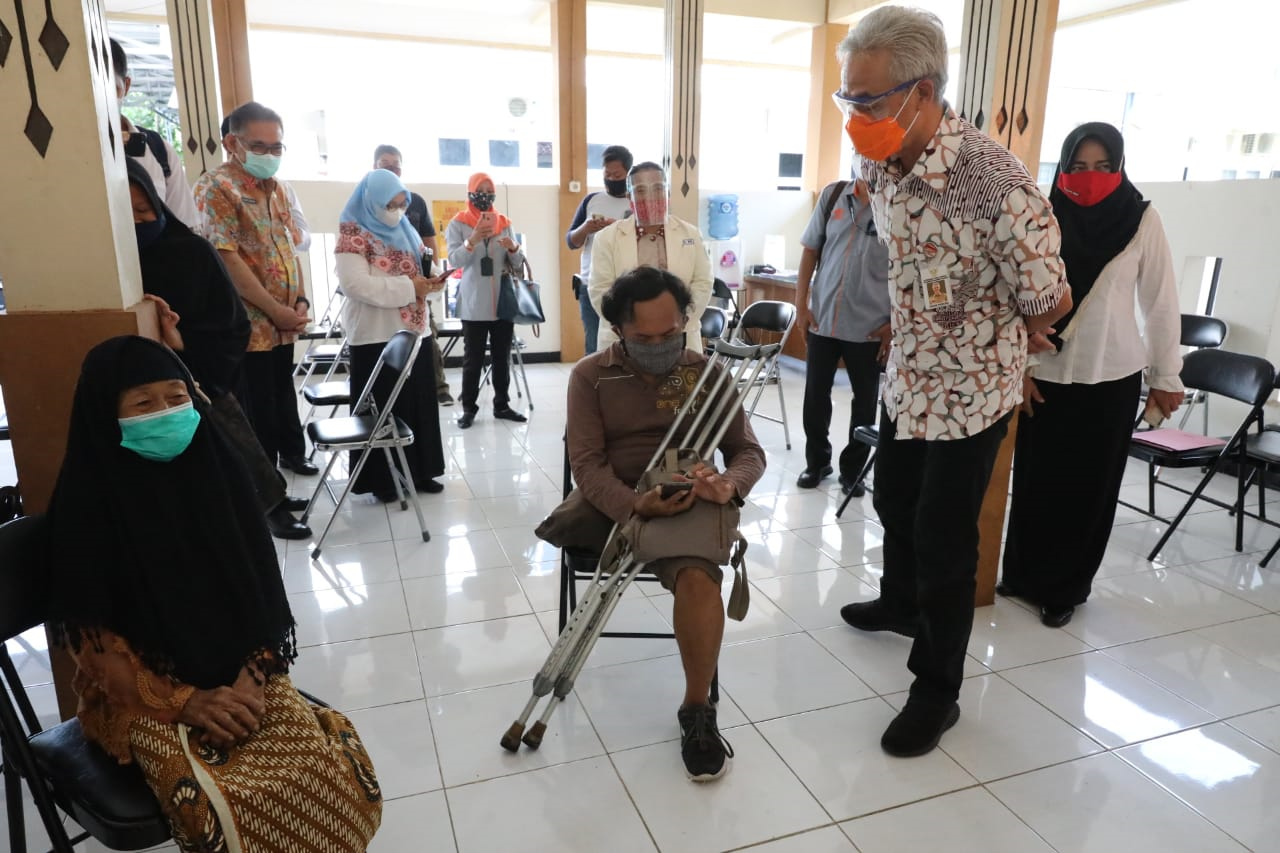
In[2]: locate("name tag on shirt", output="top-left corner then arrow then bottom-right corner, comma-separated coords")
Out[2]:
920,264 -> 952,309
682,238 -> 695,246
241,196 -> 259,205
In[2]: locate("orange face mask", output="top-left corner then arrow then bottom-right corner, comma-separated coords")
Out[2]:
844,82 -> 921,162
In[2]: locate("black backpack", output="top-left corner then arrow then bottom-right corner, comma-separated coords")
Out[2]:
131,128 -> 171,178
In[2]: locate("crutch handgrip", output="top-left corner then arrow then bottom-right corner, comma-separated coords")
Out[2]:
710,339 -> 781,361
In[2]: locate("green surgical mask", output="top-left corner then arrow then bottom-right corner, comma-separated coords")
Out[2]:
242,151 -> 281,180
118,402 -> 201,462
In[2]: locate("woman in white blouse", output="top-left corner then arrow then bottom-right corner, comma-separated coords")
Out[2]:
335,168 -> 448,500
1000,123 -> 1184,628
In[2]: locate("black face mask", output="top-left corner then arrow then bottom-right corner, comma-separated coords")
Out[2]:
604,177 -> 628,197
469,191 -> 495,211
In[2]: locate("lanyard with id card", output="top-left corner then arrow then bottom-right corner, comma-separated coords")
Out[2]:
918,246 -> 951,310
480,239 -> 494,277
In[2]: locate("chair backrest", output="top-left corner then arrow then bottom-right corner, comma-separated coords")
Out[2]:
1180,314 -> 1228,349
737,300 -> 796,337
712,278 -> 733,300
700,306 -> 727,342
1180,348 -> 1275,408
350,331 -> 424,426
0,514 -> 48,643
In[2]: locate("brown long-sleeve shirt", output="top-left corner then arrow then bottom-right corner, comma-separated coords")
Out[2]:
567,343 -> 766,524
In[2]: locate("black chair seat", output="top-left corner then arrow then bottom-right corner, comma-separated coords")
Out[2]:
1246,429 -> 1280,466
307,415 -> 414,448
0,413 -> 9,441
302,344 -> 345,363
1127,439 -> 1223,468
852,424 -> 879,446
302,381 -> 352,407
28,718 -> 170,849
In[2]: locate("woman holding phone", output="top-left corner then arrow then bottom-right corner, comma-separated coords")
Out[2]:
336,168 -> 449,499
445,173 -> 528,429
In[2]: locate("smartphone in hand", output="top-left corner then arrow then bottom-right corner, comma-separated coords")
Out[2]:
659,481 -> 694,500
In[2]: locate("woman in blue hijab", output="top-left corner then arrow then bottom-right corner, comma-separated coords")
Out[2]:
335,168 -> 448,500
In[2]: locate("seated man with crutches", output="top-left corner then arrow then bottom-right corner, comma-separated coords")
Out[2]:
526,266 -> 766,781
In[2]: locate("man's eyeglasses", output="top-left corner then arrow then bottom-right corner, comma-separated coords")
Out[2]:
831,78 -> 920,120
237,136 -> 286,156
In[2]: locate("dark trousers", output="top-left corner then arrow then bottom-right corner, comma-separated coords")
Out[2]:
579,292 -> 600,355
460,320 -> 515,414
240,344 -> 306,465
802,332 -> 882,477
1002,372 -> 1142,609
428,306 -> 450,395
873,405 -> 1011,705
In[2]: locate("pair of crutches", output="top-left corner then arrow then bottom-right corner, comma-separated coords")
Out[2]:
500,338 -> 781,752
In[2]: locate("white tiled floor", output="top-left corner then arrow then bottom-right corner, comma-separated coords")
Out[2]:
6,361 -> 1280,851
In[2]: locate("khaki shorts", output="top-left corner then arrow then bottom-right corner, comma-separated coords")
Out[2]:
645,556 -> 723,592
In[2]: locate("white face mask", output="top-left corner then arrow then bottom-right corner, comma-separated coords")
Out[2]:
376,208 -> 405,227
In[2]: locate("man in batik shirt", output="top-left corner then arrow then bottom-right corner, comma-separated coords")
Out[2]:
833,7 -> 1072,757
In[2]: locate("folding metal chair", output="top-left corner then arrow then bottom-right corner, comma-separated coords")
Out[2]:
1138,313 -> 1228,434
728,300 -> 797,449
710,277 -> 740,338
301,330 -> 431,558
700,306 -> 728,356
835,424 -> 880,518
480,334 -> 534,411
1120,348 -> 1275,561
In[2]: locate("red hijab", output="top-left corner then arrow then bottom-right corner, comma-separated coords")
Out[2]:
452,172 -> 511,232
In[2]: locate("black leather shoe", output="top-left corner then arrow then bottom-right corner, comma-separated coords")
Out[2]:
418,479 -> 445,494
457,411 -> 476,429
279,455 -> 320,476
1040,605 -> 1075,628
881,700 -> 960,757
995,581 -> 1018,597
266,506 -> 311,540
494,408 -> 528,423
280,496 -> 309,512
796,465 -> 833,489
838,475 -> 866,497
840,599 -> 919,638
373,491 -> 400,504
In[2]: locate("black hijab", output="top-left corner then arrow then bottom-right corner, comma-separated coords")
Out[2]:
47,336 -> 296,689
1047,122 -> 1150,349
126,160 -> 250,397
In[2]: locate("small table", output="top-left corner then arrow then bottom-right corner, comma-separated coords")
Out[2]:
437,318 -> 464,362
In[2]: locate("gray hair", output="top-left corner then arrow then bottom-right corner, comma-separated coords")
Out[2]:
838,6 -> 948,102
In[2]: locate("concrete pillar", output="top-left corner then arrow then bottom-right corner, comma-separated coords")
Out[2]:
804,23 -> 851,192
663,0 -> 705,224
553,0 -> 588,362
166,0 -> 225,179
209,0 -> 251,116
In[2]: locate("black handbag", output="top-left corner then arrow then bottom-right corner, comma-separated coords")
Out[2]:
500,257 -> 546,333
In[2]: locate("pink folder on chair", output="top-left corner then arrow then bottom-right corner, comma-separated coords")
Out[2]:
1131,428 -> 1227,452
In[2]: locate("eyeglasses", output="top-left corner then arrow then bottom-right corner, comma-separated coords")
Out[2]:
237,136 -> 286,156
831,78 -> 920,120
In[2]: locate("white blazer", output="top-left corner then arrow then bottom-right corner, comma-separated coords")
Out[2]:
588,215 -> 714,352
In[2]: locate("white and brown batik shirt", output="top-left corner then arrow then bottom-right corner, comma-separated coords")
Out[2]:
860,108 -> 1068,441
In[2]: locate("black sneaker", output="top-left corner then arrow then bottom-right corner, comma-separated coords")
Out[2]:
840,599 -> 919,638
881,699 -> 960,757
677,704 -> 734,782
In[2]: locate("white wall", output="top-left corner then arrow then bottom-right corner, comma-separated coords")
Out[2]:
1137,180 -> 1280,433
290,180 -> 818,356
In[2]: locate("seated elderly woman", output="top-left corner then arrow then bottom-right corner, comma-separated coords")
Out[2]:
46,336 -> 381,852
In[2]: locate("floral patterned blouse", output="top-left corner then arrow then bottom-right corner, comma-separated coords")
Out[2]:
334,222 -> 427,345
859,108 -> 1068,441
194,163 -> 303,352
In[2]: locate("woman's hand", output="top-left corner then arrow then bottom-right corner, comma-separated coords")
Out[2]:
499,236 -> 520,253
144,294 -> 184,350
178,686 -> 264,750
1020,376 -> 1045,417
1148,388 -> 1183,419
470,217 -> 495,242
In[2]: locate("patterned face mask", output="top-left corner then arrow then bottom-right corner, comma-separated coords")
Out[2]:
622,333 -> 685,375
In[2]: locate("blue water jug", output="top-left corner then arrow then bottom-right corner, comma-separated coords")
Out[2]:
707,194 -> 739,240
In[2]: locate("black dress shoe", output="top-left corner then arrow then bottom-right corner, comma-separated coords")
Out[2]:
417,479 -> 445,494
494,408 -> 527,423
457,412 -> 476,429
280,455 -> 320,476
266,506 -> 311,540
280,496 -> 309,512
838,475 -> 866,497
995,581 -> 1018,597
1040,605 -> 1075,628
840,599 -> 919,638
881,700 -> 960,757
373,491 -> 400,504
796,465 -> 833,489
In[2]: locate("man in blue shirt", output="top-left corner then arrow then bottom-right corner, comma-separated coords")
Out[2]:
794,179 -> 891,496
566,145 -> 634,354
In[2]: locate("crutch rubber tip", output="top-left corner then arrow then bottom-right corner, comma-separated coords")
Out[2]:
500,722 -> 525,753
310,547 -> 322,560
421,531 -> 431,542
522,722 -> 547,750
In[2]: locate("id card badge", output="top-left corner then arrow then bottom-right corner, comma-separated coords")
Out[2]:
480,256 -> 494,277
919,264 -> 952,309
